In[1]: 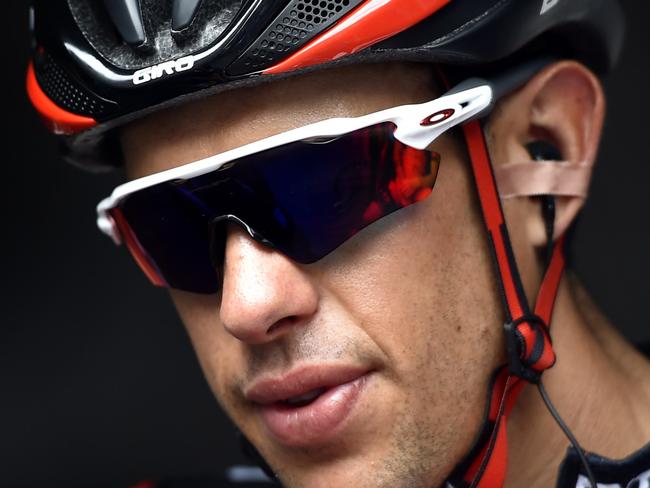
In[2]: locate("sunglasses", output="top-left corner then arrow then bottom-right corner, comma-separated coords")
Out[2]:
97,82 -> 493,293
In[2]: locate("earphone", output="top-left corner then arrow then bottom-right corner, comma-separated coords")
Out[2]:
526,141 -> 562,264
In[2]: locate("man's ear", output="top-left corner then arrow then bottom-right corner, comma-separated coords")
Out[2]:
486,61 -> 606,247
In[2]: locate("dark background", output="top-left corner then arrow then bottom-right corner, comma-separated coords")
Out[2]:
2,1 -> 649,487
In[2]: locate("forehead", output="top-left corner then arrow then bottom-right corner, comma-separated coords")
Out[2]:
120,62 -> 439,178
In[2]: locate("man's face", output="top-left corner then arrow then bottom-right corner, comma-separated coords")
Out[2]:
121,63 -> 505,487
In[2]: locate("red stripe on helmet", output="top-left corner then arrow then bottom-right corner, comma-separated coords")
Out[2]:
263,0 -> 452,75
26,61 -> 97,135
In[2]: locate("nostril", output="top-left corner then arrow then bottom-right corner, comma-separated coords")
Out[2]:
266,316 -> 298,336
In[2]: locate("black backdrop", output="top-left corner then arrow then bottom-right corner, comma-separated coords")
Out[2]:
2,1 -> 649,487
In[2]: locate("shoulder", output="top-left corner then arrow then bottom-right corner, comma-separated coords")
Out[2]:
556,442 -> 650,487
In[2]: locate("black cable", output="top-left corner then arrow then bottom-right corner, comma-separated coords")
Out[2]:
541,195 -> 556,267
537,380 -> 598,488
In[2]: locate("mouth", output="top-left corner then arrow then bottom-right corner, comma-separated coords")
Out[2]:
245,365 -> 373,447
281,387 -> 328,407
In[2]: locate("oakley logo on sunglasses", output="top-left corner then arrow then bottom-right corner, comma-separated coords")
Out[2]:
133,55 -> 195,85
420,108 -> 456,127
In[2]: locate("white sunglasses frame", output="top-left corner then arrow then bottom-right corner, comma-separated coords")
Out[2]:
96,80 -> 494,245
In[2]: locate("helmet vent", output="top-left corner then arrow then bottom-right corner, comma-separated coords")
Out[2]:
35,51 -> 108,118
228,0 -> 363,75
172,0 -> 203,33
102,0 -> 146,47
67,0 -> 242,70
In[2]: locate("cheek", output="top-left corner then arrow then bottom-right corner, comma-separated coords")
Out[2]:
322,153 -> 503,345
168,291 -> 244,412
318,153 -> 505,426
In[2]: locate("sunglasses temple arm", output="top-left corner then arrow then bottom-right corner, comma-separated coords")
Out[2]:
443,57 -> 558,121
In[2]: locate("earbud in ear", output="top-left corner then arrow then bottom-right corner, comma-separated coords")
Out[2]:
525,141 -> 562,162
525,141 -> 562,262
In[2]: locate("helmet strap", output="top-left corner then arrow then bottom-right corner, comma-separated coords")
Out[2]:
445,119 -> 564,488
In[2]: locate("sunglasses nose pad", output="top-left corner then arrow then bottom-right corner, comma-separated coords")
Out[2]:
209,215 -> 275,269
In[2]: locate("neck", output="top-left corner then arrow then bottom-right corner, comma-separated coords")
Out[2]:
505,273 -> 650,488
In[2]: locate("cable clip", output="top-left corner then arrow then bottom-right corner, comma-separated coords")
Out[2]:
504,314 -> 554,383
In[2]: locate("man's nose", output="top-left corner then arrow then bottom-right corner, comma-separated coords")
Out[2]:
219,225 -> 319,344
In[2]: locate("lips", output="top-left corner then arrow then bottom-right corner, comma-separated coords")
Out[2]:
245,365 -> 372,447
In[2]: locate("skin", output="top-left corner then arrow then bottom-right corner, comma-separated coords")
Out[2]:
121,62 -> 650,487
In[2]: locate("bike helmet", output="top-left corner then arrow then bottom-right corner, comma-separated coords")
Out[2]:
27,0 -> 623,171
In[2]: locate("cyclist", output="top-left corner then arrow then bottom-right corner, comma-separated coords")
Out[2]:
26,1 -> 650,486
